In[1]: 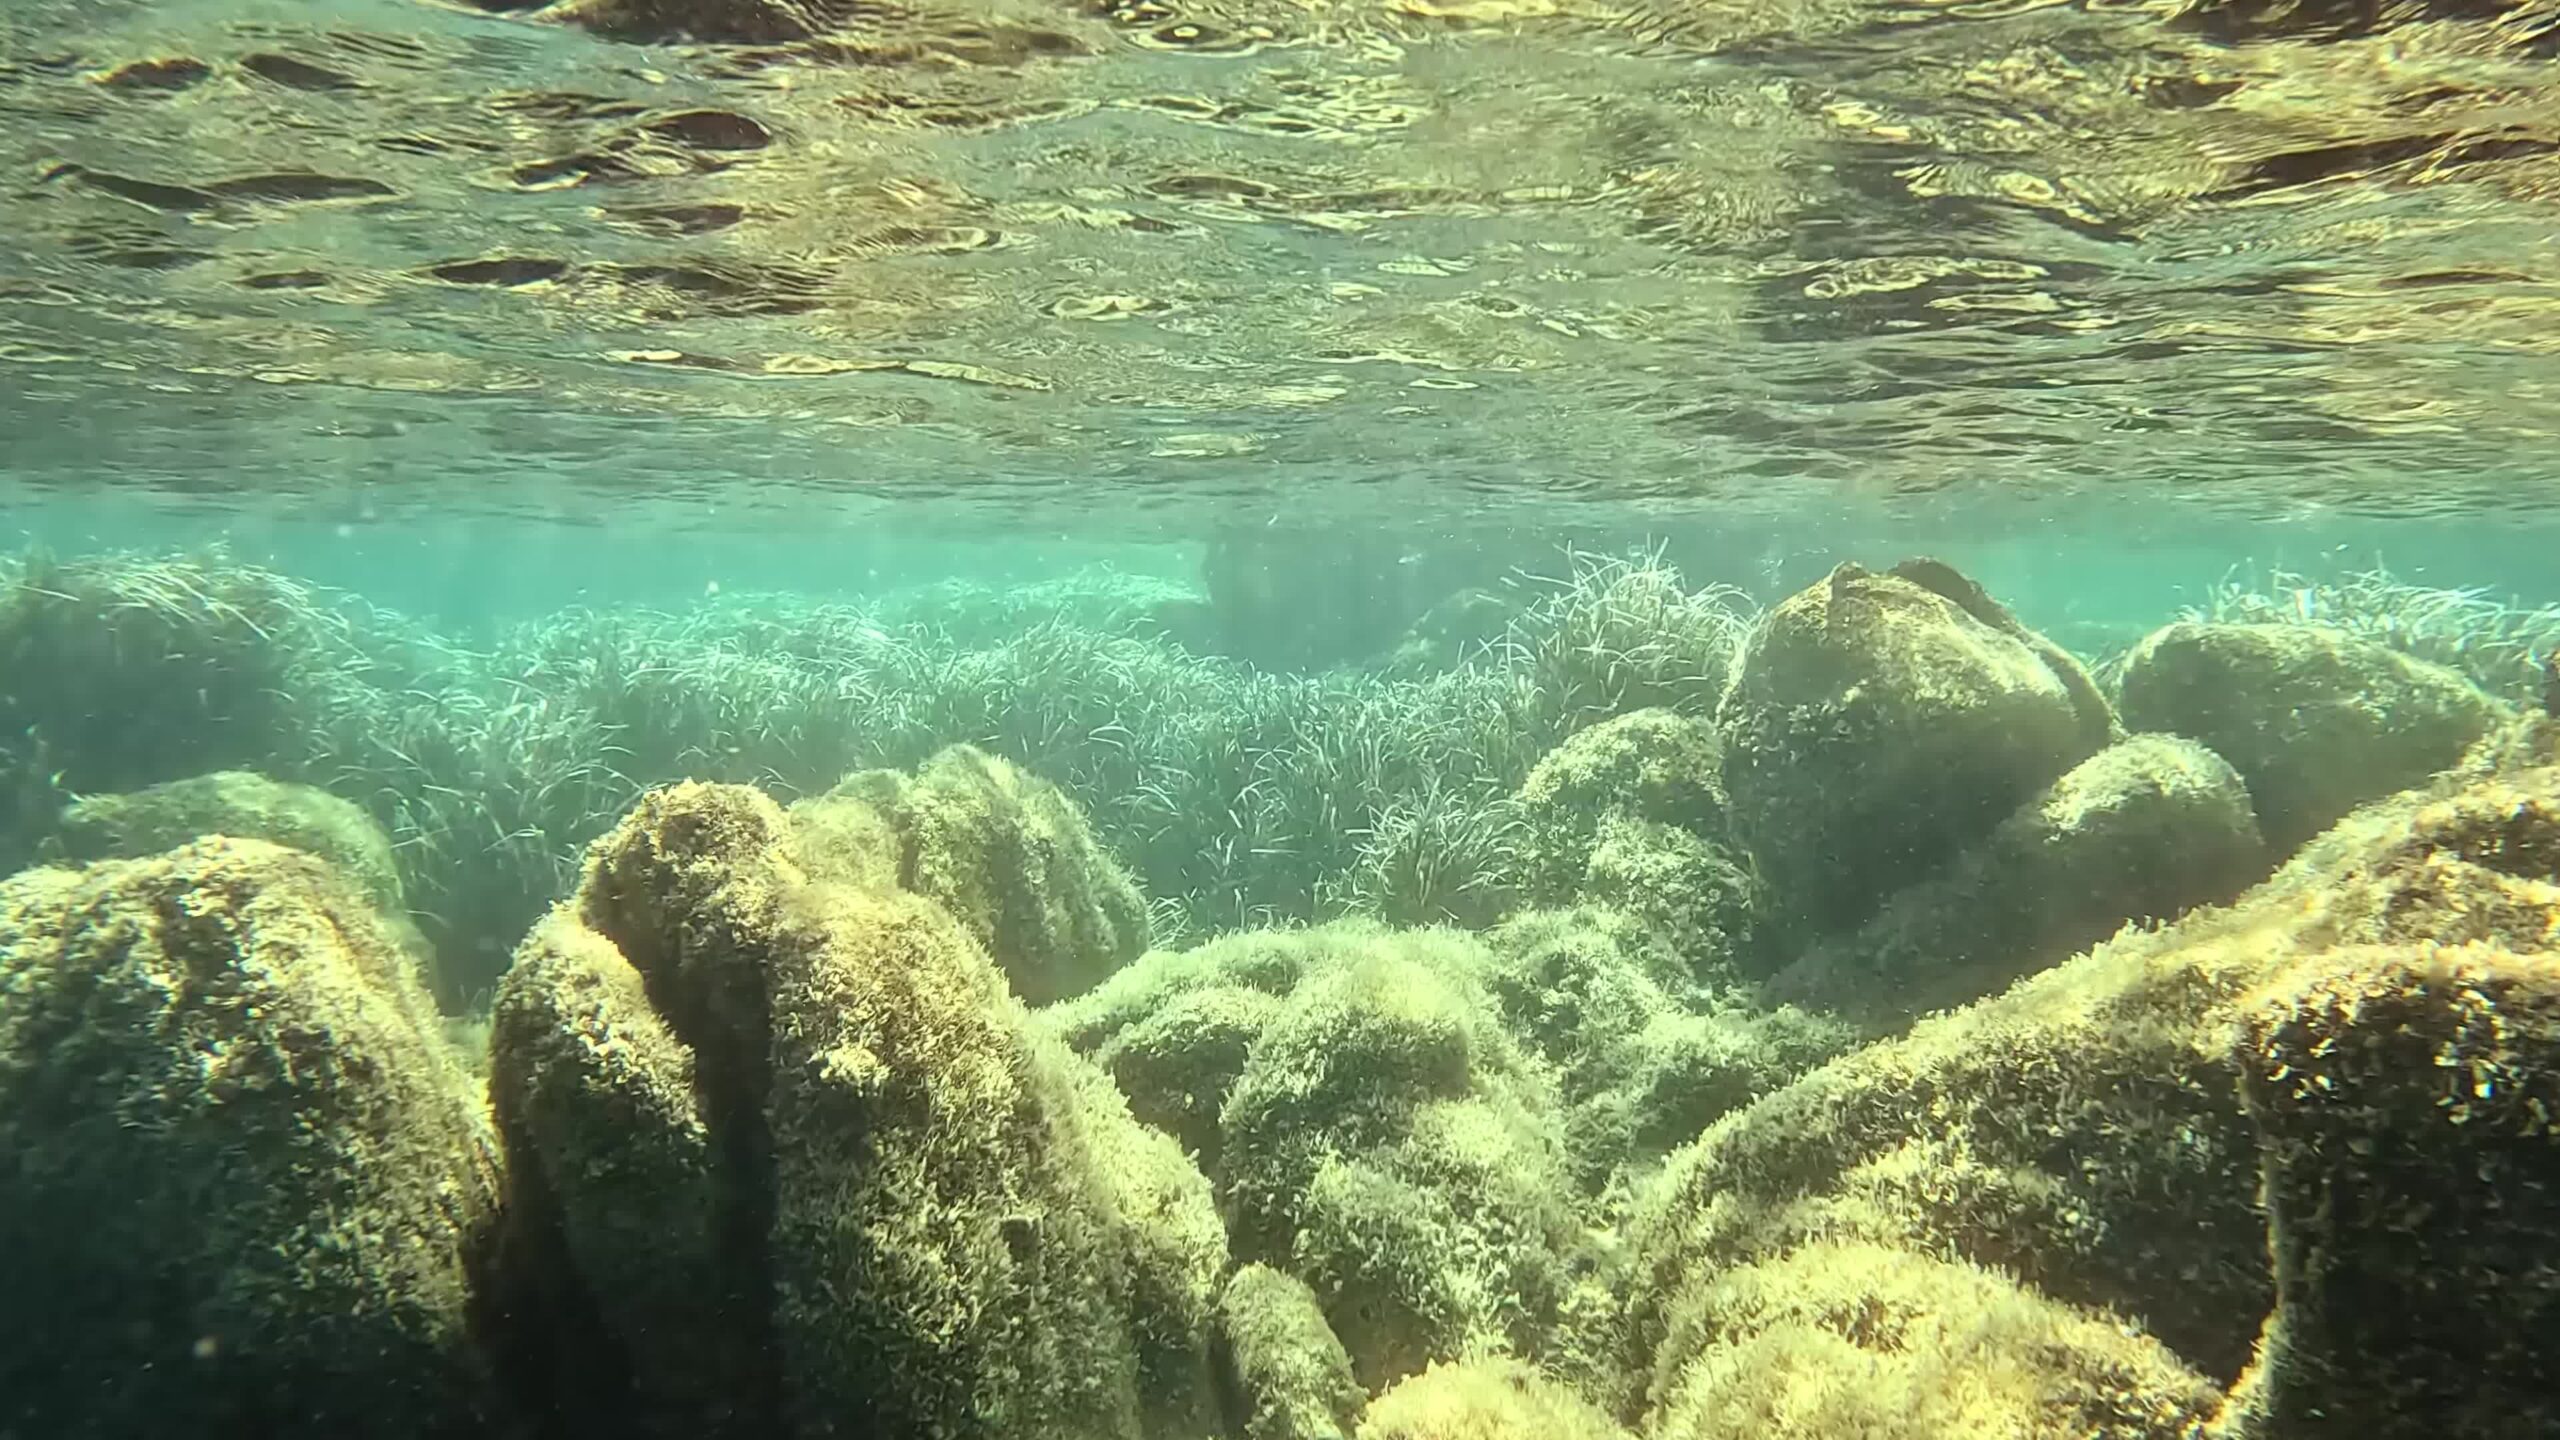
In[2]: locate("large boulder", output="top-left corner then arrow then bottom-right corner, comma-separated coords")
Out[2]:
1512,710 -> 1759,981
794,744 -> 1148,1006
491,781 -> 1225,1440
2117,621 -> 2510,853
1613,761 -> 2560,1436
1766,734 -> 2267,1026
2220,944 -> 2560,1438
0,839 -> 502,1438
1048,921 -> 1581,1390
54,769 -> 406,913
1718,561 -> 2111,960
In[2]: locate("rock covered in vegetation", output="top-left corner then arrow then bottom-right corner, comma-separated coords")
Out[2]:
55,769 -> 407,912
1718,560 -> 2113,960
1478,907 -> 1853,1188
2117,621 -> 2510,852
795,744 -> 1148,1005
1218,940 -> 1575,1389
1642,1242 -> 2222,1439
1766,734 -> 2267,1026
1614,760 -> 2560,1436
1215,1264 -> 1367,1440
1355,1358 -> 1631,1440
1513,710 -> 1758,979
0,838 -> 502,1439
1518,710 -> 1727,845
2220,944 -> 2560,1438
1050,921 -> 1580,1389
490,781 -> 1224,1440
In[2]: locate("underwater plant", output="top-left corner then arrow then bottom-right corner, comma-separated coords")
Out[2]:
2194,563 -> 2560,705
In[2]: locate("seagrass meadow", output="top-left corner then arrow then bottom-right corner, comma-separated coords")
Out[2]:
9,0 -> 2560,1433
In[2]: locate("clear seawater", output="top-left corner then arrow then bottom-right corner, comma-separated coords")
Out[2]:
4,0 -> 2559,1434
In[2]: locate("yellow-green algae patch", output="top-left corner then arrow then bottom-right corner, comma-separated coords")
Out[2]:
0,837 -> 502,1438
490,779 -> 1223,1440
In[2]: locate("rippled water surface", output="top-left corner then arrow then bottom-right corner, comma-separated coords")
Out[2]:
3,0 -> 2556,520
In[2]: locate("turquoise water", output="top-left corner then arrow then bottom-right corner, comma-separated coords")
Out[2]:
7,0 -> 2560,1435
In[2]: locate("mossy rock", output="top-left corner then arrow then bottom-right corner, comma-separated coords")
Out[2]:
1049,920 -> 1580,1390
1718,561 -> 2110,960
1221,944 -> 1575,1388
1215,1263 -> 1366,1440
1513,711 -> 1758,978
1356,1358 -> 1630,1440
1643,1242 -> 2221,1439
55,769 -> 405,913
801,744 -> 1148,1006
492,780 -> 1225,1440
1515,708 -> 1726,861
1617,761 -> 2560,1431
0,838 -> 501,1438
1479,908 -> 1851,1187
2220,944 -> 2560,1438
2117,621 -> 2510,854
1090,982 -> 1285,1171
1576,815 -> 1757,984
1767,733 -> 2268,1026
1042,926 -> 1331,1171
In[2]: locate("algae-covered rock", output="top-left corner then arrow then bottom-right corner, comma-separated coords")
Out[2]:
1042,925 -> 1324,1171
1479,907 -> 1851,1187
1575,815 -> 1757,981
1356,1358 -> 1631,1440
1617,761 -> 2560,1435
1768,733 -> 2267,1026
1516,709 -> 1727,859
0,838 -> 501,1439
1643,1242 -> 2222,1439
55,769 -> 406,912
1050,920 -> 1580,1390
1718,561 -> 2110,958
2220,944 -> 2560,1439
1513,710 -> 1758,979
1215,1264 -> 1366,1440
1220,938 -> 1575,1389
492,780 -> 1224,1440
803,744 -> 1148,1005
2117,621 -> 2509,853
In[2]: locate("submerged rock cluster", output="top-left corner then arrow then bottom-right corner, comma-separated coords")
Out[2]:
0,551 -> 2554,1439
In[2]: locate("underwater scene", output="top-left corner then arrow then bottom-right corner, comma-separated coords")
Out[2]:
7,0 -> 2560,1436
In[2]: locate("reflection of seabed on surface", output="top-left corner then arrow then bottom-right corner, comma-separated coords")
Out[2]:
0,0 -> 2557,519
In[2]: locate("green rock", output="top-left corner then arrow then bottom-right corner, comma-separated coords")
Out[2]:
56,769 -> 405,913
493,780 -> 1224,1440
1719,562 -> 2108,961
2117,621 -> 2510,853
0,838 -> 501,1438
1216,1264 -> 1366,1440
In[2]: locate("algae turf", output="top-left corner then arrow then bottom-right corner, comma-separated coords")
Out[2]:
488,780 -> 1226,1440
0,838 -> 506,1440
1610,758 -> 2560,1439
